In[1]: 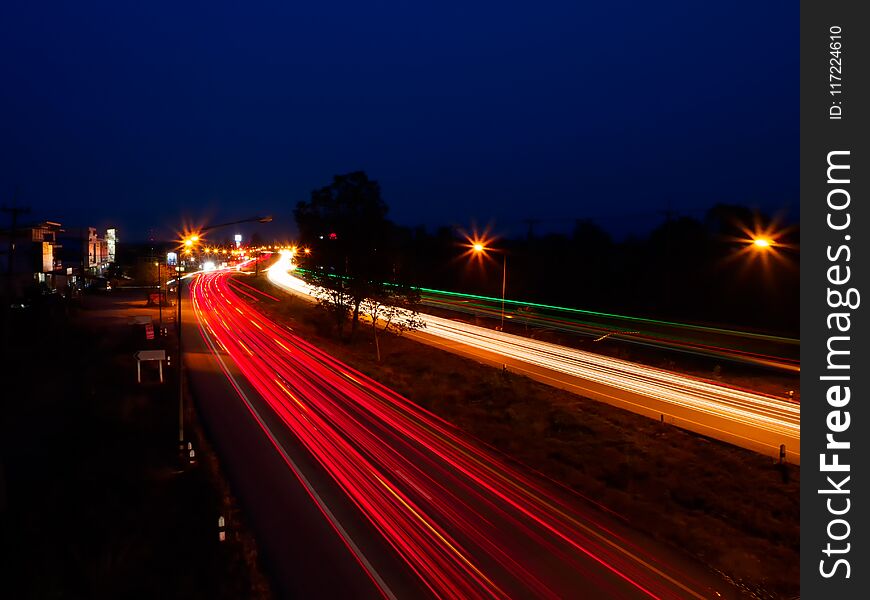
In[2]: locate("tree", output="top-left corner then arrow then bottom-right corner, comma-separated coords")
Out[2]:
307,268 -> 353,338
294,171 -> 422,341
361,283 -> 426,361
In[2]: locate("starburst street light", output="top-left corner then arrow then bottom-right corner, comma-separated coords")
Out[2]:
466,236 -> 508,331
172,215 -> 273,457
721,216 -> 798,282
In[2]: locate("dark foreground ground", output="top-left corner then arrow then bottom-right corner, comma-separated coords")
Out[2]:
245,273 -> 800,600
0,291 -> 270,599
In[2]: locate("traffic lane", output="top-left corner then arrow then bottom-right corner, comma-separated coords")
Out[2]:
330,395 -> 732,600
421,295 -> 799,370
257,350 -> 690,598
410,329 -> 801,464
182,283 -> 428,599
298,355 -> 730,599
208,273 -> 733,599
183,337 -> 384,598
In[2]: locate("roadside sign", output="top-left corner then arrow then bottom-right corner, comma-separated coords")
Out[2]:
135,349 -> 167,383
135,350 -> 166,361
145,323 -> 155,340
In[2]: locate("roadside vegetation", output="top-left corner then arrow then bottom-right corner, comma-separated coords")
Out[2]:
243,271 -> 799,599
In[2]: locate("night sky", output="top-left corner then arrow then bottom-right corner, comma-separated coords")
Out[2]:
1,1 -> 797,242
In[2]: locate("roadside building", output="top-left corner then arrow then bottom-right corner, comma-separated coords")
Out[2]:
0,220 -> 66,299
57,227 -> 112,278
106,227 -> 118,263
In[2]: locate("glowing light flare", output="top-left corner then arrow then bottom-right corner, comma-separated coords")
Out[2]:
177,225 -> 206,253
457,226 -> 504,270
727,218 -> 796,276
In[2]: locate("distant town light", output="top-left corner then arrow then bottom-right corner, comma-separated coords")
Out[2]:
752,237 -> 773,249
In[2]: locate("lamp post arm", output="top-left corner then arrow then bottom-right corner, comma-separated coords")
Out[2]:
176,214 -> 273,452
200,216 -> 272,234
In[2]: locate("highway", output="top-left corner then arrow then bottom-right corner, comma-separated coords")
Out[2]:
267,252 -> 800,463
187,268 -> 734,599
416,289 -> 799,373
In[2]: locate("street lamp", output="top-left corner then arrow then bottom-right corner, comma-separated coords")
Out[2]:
751,237 -> 773,249
470,242 -> 507,331
174,215 -> 272,452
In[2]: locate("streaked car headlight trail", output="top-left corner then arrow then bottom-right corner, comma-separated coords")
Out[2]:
267,251 -> 800,463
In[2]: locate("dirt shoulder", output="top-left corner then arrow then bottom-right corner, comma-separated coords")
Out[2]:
0,291 -> 271,599
242,273 -> 799,600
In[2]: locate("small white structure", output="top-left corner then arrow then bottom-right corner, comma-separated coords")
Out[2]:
135,349 -> 166,383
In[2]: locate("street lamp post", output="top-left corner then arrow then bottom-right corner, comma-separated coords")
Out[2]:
470,241 -> 508,331
176,215 -> 272,452
501,254 -> 506,331
157,262 -> 163,332
177,259 -> 183,446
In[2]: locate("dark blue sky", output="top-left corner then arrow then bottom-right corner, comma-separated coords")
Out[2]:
1,1 -> 797,242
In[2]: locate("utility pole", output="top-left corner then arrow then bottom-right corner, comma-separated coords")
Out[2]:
2,199 -> 31,286
0,193 -> 29,518
660,201 -> 675,312
2,198 -> 30,357
521,218 -> 540,241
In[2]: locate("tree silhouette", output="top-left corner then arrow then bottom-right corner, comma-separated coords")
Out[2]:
294,171 -> 421,340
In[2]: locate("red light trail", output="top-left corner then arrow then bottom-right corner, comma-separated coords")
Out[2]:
190,270 -> 723,599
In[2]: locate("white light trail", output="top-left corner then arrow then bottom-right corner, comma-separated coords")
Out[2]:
267,252 -> 799,452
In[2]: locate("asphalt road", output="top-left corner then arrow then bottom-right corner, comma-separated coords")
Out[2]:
267,253 -> 800,464
184,270 -> 738,599
182,278 -> 425,599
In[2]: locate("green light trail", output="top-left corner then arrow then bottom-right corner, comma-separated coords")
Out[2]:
292,267 -> 798,344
